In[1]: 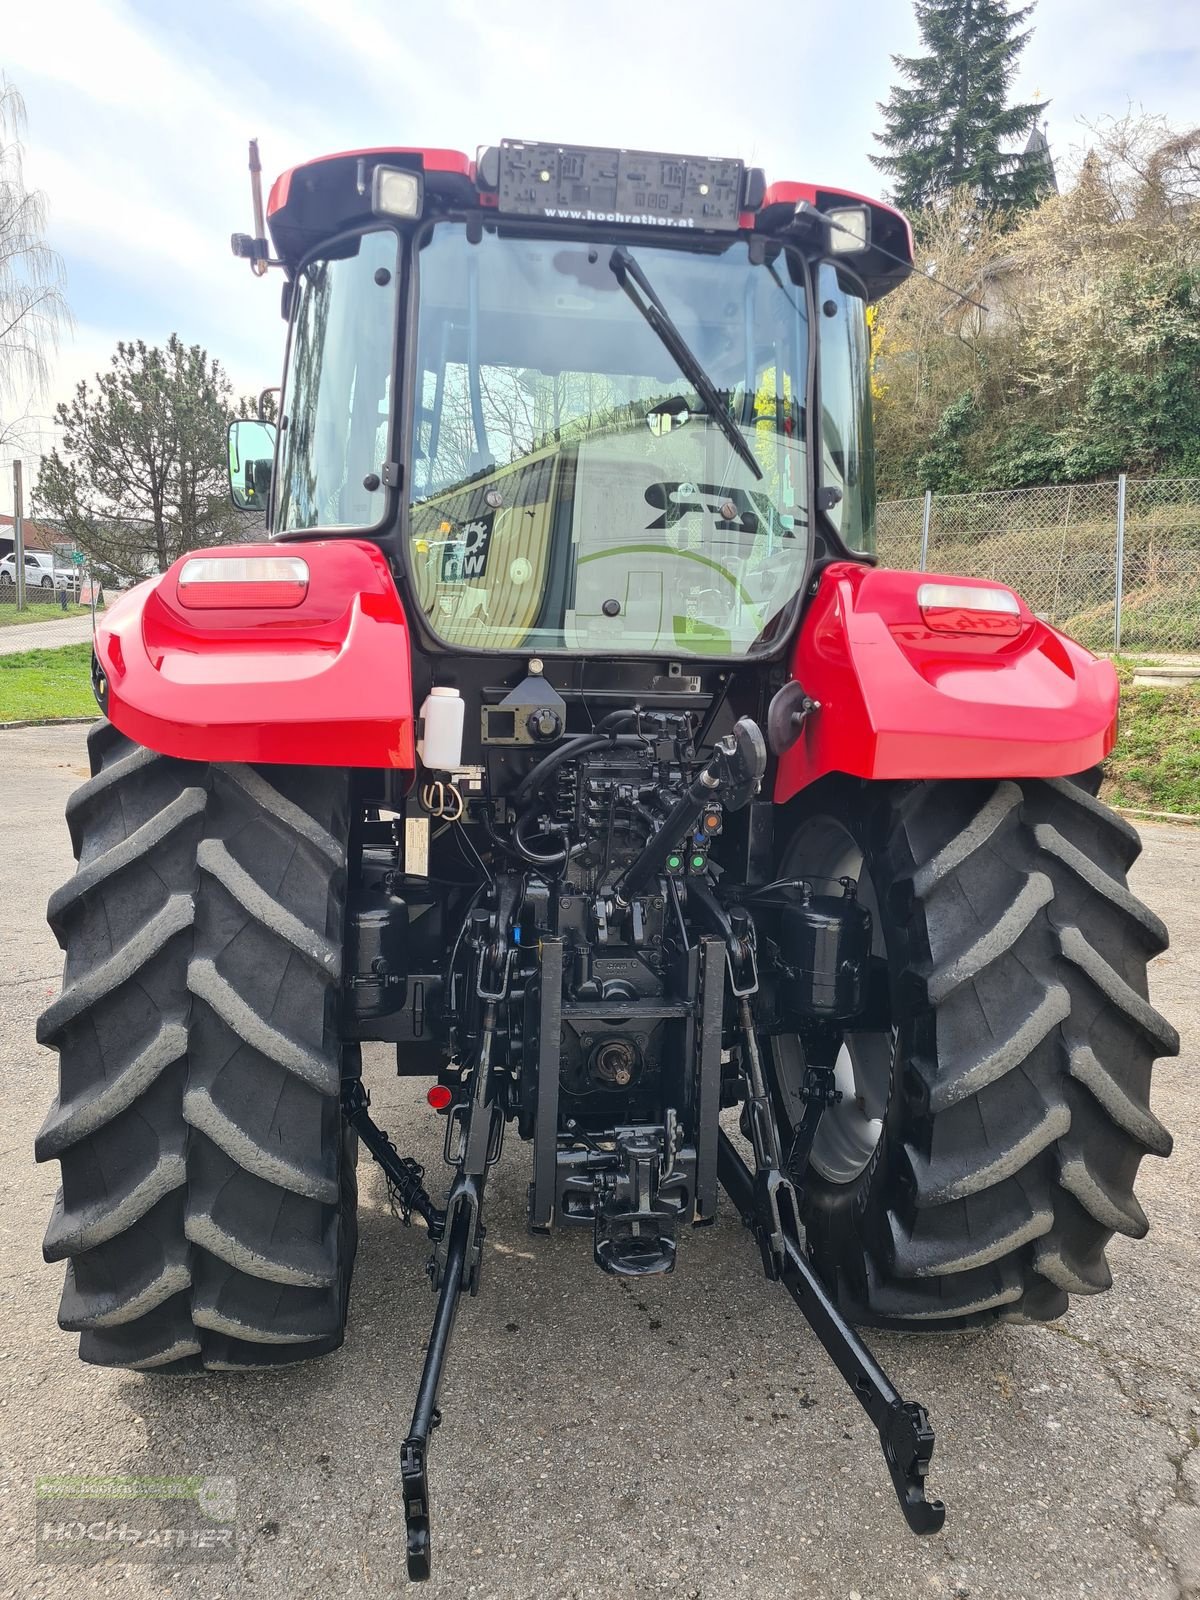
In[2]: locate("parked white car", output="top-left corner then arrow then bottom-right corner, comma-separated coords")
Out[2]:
0,551 -> 79,592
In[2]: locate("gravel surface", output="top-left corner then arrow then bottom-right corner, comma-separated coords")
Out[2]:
1,724 -> 1196,1600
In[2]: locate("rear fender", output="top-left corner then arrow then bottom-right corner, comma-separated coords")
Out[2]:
95,541 -> 415,768
774,563 -> 1118,803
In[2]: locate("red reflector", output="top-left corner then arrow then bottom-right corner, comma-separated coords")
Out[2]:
921,606 -> 1022,637
176,555 -> 309,609
178,579 -> 308,609
427,1085 -> 453,1110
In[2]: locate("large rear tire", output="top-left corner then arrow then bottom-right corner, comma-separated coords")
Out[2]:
36,721 -> 357,1370
769,773 -> 1178,1329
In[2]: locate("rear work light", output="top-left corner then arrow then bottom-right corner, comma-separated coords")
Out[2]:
917,582 -> 1023,637
372,165 -> 423,219
826,204 -> 871,253
177,555 -> 309,609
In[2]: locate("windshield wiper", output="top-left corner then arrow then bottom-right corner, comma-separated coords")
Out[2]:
609,246 -> 762,481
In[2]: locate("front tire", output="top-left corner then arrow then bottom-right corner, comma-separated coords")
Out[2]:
36,722 -> 358,1370
769,774 -> 1178,1328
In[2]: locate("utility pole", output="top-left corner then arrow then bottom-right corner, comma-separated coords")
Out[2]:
13,460 -> 26,611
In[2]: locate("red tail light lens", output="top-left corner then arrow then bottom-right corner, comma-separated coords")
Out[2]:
177,555 -> 309,609
917,582 -> 1022,637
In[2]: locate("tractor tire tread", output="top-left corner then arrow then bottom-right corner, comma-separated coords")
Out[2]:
36,721 -> 356,1370
867,772 -> 1177,1325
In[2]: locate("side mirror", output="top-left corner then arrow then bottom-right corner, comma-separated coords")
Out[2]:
228,417 -> 277,511
646,396 -> 691,437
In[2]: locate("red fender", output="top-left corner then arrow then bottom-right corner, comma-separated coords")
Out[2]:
774,563 -> 1119,803
95,541 -> 415,768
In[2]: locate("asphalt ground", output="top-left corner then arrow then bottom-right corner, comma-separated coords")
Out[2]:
1,724 -> 1196,1600
0,613 -> 97,656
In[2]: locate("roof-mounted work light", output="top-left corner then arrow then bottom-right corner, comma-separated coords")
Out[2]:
792,200 -> 872,256
826,204 -> 871,253
372,166 -> 423,220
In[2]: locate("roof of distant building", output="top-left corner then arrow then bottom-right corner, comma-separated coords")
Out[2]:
1023,123 -> 1059,196
0,514 -> 72,553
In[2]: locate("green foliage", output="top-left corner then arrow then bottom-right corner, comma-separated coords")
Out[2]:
35,334 -> 240,579
1102,676 -> 1200,817
872,0 -> 1047,217
872,116 -> 1200,497
0,641 -> 95,722
982,424 -> 1067,487
915,392 -> 979,490
0,602 -> 91,628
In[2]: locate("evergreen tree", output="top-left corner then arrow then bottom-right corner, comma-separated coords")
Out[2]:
35,335 -> 241,577
871,0 -> 1048,217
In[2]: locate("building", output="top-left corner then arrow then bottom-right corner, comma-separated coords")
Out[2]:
1022,124 -> 1059,198
0,514 -> 73,564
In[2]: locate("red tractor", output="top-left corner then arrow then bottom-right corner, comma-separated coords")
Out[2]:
37,140 -> 1177,1579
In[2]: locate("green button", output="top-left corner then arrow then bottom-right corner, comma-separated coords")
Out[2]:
666,853 -> 682,871
691,854 -> 706,871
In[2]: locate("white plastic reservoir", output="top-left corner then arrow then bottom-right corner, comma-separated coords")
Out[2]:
418,686 -> 465,770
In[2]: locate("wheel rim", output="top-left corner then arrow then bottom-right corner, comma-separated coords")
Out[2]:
769,813 -> 893,1186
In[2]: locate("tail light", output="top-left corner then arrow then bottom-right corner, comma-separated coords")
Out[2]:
917,582 -> 1022,637
177,555 -> 309,609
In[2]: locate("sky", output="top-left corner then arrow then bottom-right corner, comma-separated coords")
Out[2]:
3,0 -> 1199,514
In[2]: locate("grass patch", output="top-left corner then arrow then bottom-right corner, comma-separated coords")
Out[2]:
0,641 -> 97,722
0,601 -> 92,627
1101,659 -> 1200,816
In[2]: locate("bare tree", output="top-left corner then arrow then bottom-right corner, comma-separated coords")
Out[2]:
872,112 -> 1200,492
0,77 -> 70,460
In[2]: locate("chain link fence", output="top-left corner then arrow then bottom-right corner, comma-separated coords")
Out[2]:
0,578 -> 83,608
876,476 -> 1200,654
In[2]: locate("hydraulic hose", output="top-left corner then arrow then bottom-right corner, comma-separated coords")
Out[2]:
513,808 -> 572,868
479,805 -> 569,870
595,709 -> 641,733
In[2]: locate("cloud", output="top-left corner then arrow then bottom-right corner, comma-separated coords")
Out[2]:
4,0 -> 329,327
1014,0 -> 1200,171
1,0 -> 309,507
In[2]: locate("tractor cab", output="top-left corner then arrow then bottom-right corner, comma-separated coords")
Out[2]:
232,140 -> 910,661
